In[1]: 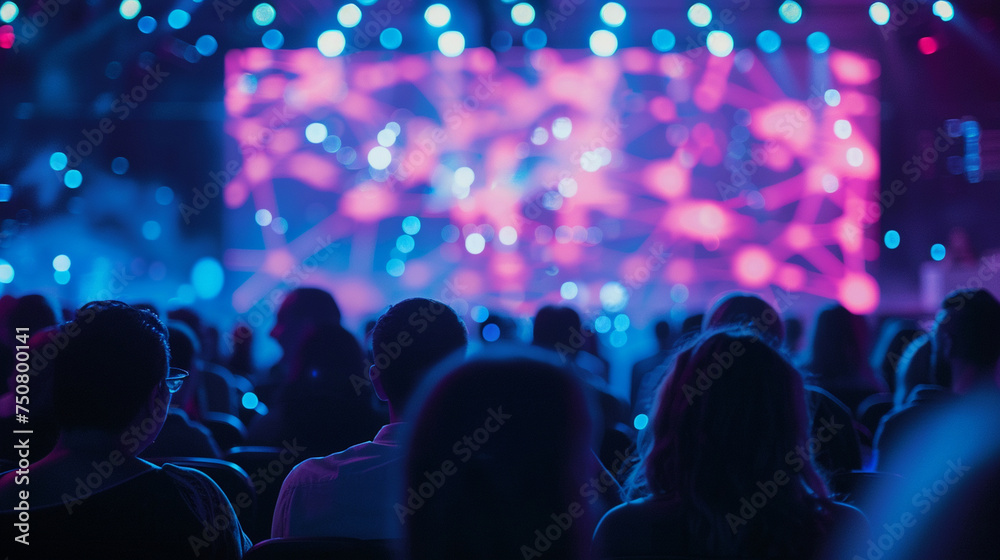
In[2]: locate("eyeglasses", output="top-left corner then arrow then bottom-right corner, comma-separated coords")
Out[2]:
165,368 -> 190,394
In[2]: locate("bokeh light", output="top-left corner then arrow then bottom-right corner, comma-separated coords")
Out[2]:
305,122 -> 328,143
111,157 -> 129,175
380,28 -> 403,49
167,9 -> 190,29
511,2 -> 534,26
779,0 -> 802,24
119,0 -> 141,20
471,305 -> 489,323
807,31 -> 830,53
142,220 -> 161,240
387,259 -> 405,277
52,254 -> 71,272
498,226 -> 518,245
196,35 -> 219,57
918,36 -> 938,55
589,30 -> 618,57
191,257 -> 225,299
931,243 -> 947,261
396,234 -> 415,253
651,29 -> 675,52
49,152 -> 67,171
600,2 -> 626,27
337,3 -> 362,28
64,169 -> 82,189
438,30 -> 465,57
482,323 -> 500,342
932,1 -> 954,22
687,3 -> 712,27
706,31 -> 734,57
318,30 -> 346,56
0,2 -> 18,23
262,29 -> 284,49
523,28 -> 547,49
560,281 -> 578,299
368,146 -> 392,169
255,209 -> 273,226
633,413 -> 649,430
424,4 -> 451,27
600,281 -> 628,312
757,30 -> 781,53
465,232 -> 486,254
884,230 -> 900,249
137,16 -> 156,34
252,3 -> 276,26
402,216 -> 421,235
869,2 -> 890,25
0,259 -> 13,283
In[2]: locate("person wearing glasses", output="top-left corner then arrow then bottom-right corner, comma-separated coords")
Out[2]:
0,301 -> 251,559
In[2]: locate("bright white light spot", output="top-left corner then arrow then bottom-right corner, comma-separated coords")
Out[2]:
337,3 -> 362,28
425,3 -> 451,27
305,122 -> 328,143
589,29 -> 618,57
531,127 -> 549,145
368,146 -> 392,170
119,0 -> 141,20
0,260 -> 13,283
600,281 -> 629,312
834,120 -> 852,139
318,30 -> 346,57
560,281 -> 579,299
825,89 -> 841,106
706,30 -> 734,57
511,2 -> 534,26
558,178 -> 578,197
869,2 -> 890,25
377,129 -> 396,147
465,233 -> 486,254
932,1 -> 954,22
438,30 -> 465,57
822,174 -> 839,193
846,147 -> 864,167
255,209 -> 273,226
499,226 -> 517,245
552,117 -> 572,140
454,166 -> 475,187
600,2 -> 626,27
581,151 -> 601,172
687,3 -> 712,27
53,254 -> 71,271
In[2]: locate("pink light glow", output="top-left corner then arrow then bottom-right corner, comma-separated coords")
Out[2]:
839,272 -> 880,314
830,51 -> 881,85
734,246 -> 776,288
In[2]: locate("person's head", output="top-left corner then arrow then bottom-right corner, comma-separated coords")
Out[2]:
53,301 -> 172,453
288,323 -> 365,385
480,312 -> 518,344
704,292 -> 785,345
934,289 -> 1000,392
404,345 -> 594,560
167,322 -> 201,409
628,328 -> 831,554
895,334 -> 934,407
370,298 -> 467,413
784,317 -> 804,354
807,304 -> 871,381
654,320 -> 671,350
5,294 -> 60,346
270,287 -> 342,355
680,313 -> 704,339
531,305 -> 583,357
871,320 -> 923,395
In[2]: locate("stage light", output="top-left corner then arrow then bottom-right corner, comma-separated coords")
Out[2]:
111,157 -> 129,175
491,30 -> 513,51
424,4 -> 450,27
380,27 -> 402,49
523,28 -> 546,49
869,2 -> 890,25
834,120 -> 852,139
687,3 -> 712,27
757,30 -> 781,53
499,226 -> 518,245
137,16 -> 156,34
560,281 -> 578,299
50,152 -> 67,171
931,243 -> 947,261
455,166 -> 475,188
558,177 -> 578,197
599,281 -> 628,312
368,146 -> 392,170
318,30 -> 346,56
252,3 -> 275,26
0,184 -> 10,202
305,122 -> 328,143
438,30 -> 465,57
552,116 -> 572,139
918,36 -> 938,54
193,35 -> 218,56
64,169 -> 82,189
337,3 -> 361,28
377,129 -> 396,147
386,259 -> 405,277
155,186 -> 173,205
52,254 -> 71,272
778,0 -> 802,24
465,233 -> 486,254
167,9 -> 190,29
846,147 -> 864,167
0,260 -> 12,283
706,30 -> 734,57
471,306 -> 489,322
511,2 -> 534,26
255,209 -> 273,226
482,323 -> 500,341
119,0 -> 141,20
884,230 -> 900,249
822,174 -> 839,193
600,2 -> 626,27
932,1 -> 954,22
531,127 -> 548,145
262,29 -> 283,49
401,216 -> 421,235
634,414 -> 649,430
192,257 -> 224,299
807,31 -> 830,53
0,24 -> 11,49
824,89 -> 841,106
0,2 -> 18,23
589,29 -> 618,57
614,313 -> 630,331
594,315 -> 611,333
242,392 -> 259,410
396,234 -> 415,253
651,29 -> 675,52
142,220 -> 161,240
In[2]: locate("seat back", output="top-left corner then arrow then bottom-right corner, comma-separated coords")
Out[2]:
244,537 -> 399,560
203,411 -> 248,450
225,446 -> 302,542
146,456 -> 257,532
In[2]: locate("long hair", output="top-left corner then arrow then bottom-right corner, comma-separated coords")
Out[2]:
624,328 -> 835,557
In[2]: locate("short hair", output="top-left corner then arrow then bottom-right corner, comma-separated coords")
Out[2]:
277,287 -> 342,326
704,292 -> 785,344
54,301 -> 170,432
938,289 -> 1000,370
654,320 -> 671,346
370,298 -> 467,409
531,305 -> 583,354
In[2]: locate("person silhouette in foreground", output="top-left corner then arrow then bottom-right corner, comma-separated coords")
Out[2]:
0,301 -> 250,559
271,297 -> 467,540
594,328 -> 867,560
403,345 -> 598,560
630,320 -> 672,416
843,289 -> 1000,560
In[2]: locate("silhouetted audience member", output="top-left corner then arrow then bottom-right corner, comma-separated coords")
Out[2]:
630,320 -> 672,415
0,301 -> 250,559
479,311 -> 518,344
844,289 -> 1000,560
784,316 -> 805,359
857,321 -> 924,437
679,313 -> 704,340
594,329 -> 867,559
893,333 -> 935,408
257,287 -> 342,403
404,346 -> 598,560
805,304 -> 883,413
704,292 -> 785,345
247,324 -> 384,456
271,298 -> 467,540
142,322 -> 223,459
226,321 -> 255,378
